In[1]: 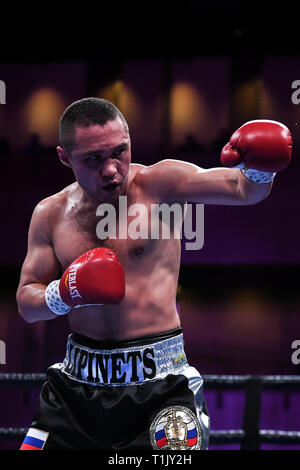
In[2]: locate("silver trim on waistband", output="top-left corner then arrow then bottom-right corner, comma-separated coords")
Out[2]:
57,333 -> 189,386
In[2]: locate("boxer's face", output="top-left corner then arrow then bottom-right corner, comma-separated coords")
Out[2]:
58,117 -> 131,204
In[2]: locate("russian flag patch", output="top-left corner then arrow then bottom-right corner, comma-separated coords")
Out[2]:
150,406 -> 202,450
20,428 -> 49,450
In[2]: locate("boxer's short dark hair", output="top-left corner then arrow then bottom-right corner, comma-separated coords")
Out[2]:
59,97 -> 129,154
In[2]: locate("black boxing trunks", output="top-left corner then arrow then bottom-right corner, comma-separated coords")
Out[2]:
20,328 -> 210,450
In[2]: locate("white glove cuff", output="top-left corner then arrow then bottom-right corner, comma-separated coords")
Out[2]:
45,280 -> 71,316
234,163 -> 276,184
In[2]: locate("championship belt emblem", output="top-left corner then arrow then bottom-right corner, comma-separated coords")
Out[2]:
150,406 -> 202,450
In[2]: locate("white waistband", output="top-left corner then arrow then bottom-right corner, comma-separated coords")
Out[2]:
58,332 -> 189,386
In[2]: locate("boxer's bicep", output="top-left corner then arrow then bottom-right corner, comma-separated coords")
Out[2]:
171,165 -> 242,204
17,202 -> 61,321
18,202 -> 61,290
19,243 -> 60,289
147,159 -> 242,204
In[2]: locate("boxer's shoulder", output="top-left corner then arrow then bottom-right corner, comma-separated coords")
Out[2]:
130,160 -> 178,185
128,162 -> 151,191
32,183 -> 77,229
135,159 -> 199,180
131,159 -> 201,198
129,162 -> 147,181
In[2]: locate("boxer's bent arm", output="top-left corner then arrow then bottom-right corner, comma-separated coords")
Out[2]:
16,200 -> 61,323
143,159 -> 272,205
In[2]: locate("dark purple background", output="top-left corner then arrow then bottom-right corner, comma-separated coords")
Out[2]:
0,57 -> 299,265
0,4 -> 300,451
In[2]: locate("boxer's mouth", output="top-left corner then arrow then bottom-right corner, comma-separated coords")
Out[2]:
102,182 -> 120,192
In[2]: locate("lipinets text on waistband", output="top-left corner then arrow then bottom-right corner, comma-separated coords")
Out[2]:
57,332 -> 188,386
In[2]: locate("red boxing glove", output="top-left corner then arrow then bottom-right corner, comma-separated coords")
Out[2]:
221,120 -> 292,173
60,247 -> 125,307
45,247 -> 125,315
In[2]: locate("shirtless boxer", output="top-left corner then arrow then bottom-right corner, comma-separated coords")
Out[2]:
17,98 -> 292,450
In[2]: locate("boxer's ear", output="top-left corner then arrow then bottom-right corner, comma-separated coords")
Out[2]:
57,146 -> 72,168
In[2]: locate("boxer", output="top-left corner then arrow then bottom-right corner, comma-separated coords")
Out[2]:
17,98 -> 292,450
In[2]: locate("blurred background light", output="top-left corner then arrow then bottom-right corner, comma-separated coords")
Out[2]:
23,88 -> 66,145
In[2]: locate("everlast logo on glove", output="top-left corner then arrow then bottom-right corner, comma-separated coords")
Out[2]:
57,247 -> 126,310
63,342 -> 157,384
66,264 -> 82,299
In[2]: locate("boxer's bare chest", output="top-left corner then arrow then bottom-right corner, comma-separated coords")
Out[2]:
52,190 -> 173,272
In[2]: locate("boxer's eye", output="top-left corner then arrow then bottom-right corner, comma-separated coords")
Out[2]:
112,144 -> 127,157
112,149 -> 123,157
85,155 -> 101,163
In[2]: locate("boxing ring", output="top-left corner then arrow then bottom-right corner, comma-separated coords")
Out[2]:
1,373 -> 300,450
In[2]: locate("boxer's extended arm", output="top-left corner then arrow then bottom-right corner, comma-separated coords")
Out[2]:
16,199 -> 61,323
143,160 -> 271,205
145,120 -> 292,205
